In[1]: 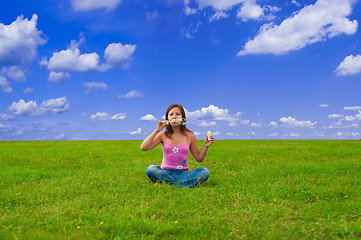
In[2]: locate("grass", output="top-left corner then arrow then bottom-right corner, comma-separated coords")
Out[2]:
1,140 -> 361,239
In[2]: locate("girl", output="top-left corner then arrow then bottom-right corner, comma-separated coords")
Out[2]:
141,104 -> 214,188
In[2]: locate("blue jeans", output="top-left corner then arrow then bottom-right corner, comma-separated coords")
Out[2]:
146,165 -> 210,188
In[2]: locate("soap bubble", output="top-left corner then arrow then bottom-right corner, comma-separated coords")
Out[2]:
169,118 -> 187,125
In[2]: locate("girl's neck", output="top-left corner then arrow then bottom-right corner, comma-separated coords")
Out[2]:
172,126 -> 182,134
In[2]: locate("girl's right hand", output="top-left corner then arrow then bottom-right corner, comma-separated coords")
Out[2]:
156,120 -> 167,132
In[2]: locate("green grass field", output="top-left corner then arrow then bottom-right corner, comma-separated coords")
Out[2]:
1,140 -> 361,239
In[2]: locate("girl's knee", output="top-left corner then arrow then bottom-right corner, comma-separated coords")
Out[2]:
146,165 -> 161,178
146,165 -> 159,171
196,167 -> 210,181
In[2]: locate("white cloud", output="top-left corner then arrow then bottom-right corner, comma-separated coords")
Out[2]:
324,120 -> 359,129
118,90 -> 144,99
89,112 -> 126,121
184,0 -> 197,15
191,0 -> 244,11
48,71 -> 70,83
248,131 -> 257,136
229,122 -> 237,127
41,97 -> 68,108
209,11 -> 229,22
278,117 -> 317,128
0,114 -> 15,120
183,0 -> 273,38
314,131 -> 325,137
251,122 -> 262,128
0,124 -> 11,130
197,121 -> 217,127
140,114 -> 158,121
101,43 -> 136,71
8,97 -> 70,116
0,14 -> 47,67
8,100 -> 38,116
82,81 -> 108,93
15,130 -> 23,136
328,114 -> 344,119
185,0 -> 274,22
318,104 -> 329,107
89,112 -> 109,121
0,76 -> 12,93
227,132 -> 240,137
181,21 -> 202,39
193,131 -> 201,136
2,66 -> 26,82
129,128 -> 142,135
46,39 -> 136,81
344,106 -> 361,110
336,55 -> 361,76
39,58 -> 48,67
290,133 -> 300,137
70,0 -> 122,12
328,111 -> 361,124
332,131 -> 360,138
238,0 -> 358,56
237,0 -> 264,21
47,38 -> 100,73
266,5 -> 281,13
212,131 -> 221,136
55,133 -> 65,140
292,0 -> 302,7
332,131 -> 344,138
269,121 -> 278,128
23,87 -> 34,94
269,132 -> 279,137
240,119 -> 250,125
186,105 -> 240,122
228,119 -> 249,127
344,111 -> 361,121
111,113 -> 126,120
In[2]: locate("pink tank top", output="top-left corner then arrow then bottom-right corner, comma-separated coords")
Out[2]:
161,132 -> 190,170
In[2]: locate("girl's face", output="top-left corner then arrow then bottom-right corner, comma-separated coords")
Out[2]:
168,107 -> 182,125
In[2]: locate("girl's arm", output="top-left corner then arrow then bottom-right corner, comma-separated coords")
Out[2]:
189,132 -> 214,162
140,121 -> 166,151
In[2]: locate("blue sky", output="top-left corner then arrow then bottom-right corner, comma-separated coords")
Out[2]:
1,0 -> 361,140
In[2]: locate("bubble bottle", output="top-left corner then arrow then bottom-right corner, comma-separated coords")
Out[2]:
207,131 -> 212,140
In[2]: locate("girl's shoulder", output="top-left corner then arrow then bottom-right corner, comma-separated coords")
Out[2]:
186,130 -> 194,136
160,131 -> 167,138
156,130 -> 166,142
186,130 -> 196,141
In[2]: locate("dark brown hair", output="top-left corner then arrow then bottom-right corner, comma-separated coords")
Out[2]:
165,104 -> 191,138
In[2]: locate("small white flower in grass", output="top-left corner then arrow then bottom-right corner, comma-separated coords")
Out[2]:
173,147 -> 178,153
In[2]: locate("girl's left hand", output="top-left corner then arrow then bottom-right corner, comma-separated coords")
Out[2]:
204,136 -> 214,147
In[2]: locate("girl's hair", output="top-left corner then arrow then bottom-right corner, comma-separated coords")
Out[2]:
165,104 -> 192,138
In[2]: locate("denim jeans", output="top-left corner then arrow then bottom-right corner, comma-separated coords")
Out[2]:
146,165 -> 210,188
